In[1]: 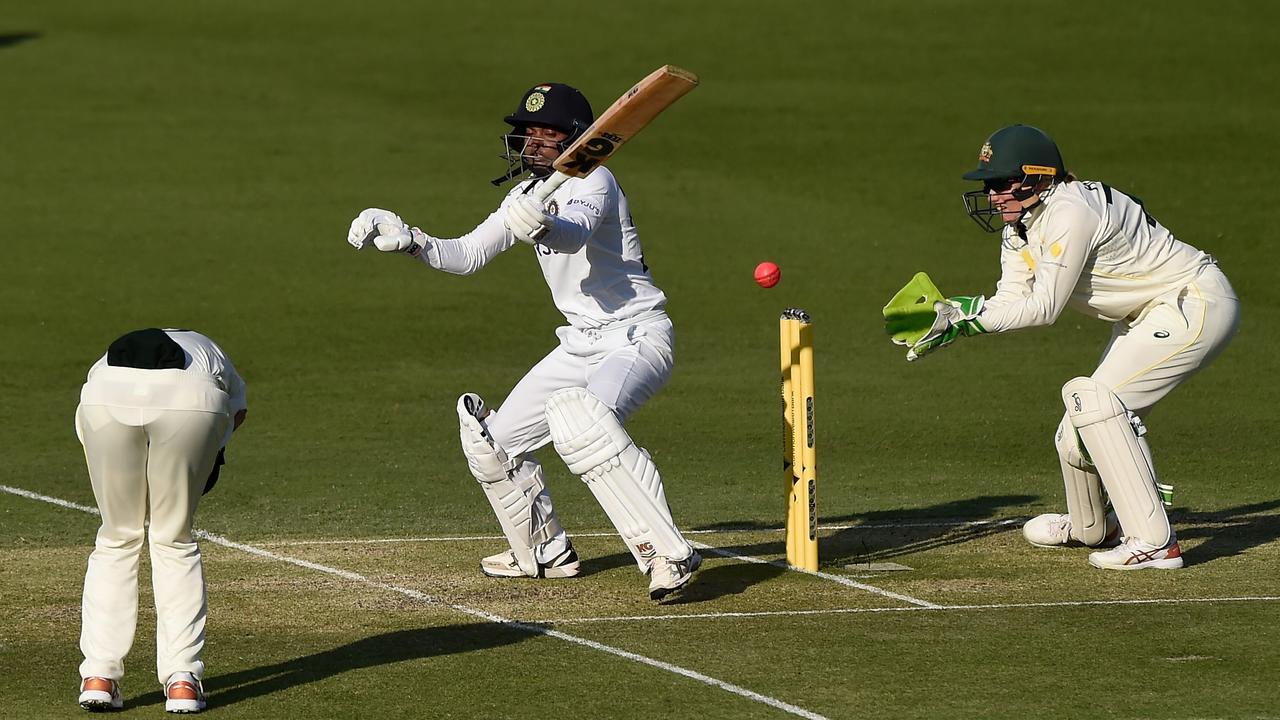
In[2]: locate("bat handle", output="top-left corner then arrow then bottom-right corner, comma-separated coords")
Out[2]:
532,172 -> 570,203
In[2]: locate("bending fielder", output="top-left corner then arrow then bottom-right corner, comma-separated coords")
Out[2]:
900,124 -> 1239,570
348,82 -> 700,600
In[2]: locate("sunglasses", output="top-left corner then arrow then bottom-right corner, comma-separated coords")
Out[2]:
983,178 -> 1020,194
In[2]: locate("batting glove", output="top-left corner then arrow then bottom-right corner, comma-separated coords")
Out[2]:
347,208 -> 411,251
906,295 -> 987,362
504,195 -> 556,244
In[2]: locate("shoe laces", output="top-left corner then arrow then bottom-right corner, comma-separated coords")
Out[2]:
1050,515 -> 1072,535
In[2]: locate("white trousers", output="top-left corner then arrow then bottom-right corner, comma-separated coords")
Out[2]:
479,313 -> 675,564
487,313 -> 675,457
1053,264 -> 1239,538
1092,264 -> 1239,413
76,403 -> 227,684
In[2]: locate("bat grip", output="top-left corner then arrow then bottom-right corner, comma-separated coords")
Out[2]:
532,172 -> 570,202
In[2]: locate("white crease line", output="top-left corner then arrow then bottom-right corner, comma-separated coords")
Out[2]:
0,488 -> 983,608
528,595 -> 1280,624
254,531 -> 943,607
1,484 -> 829,720
691,540 -> 943,608
252,519 -> 1026,546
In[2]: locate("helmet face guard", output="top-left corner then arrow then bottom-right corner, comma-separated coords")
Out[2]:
491,83 -> 594,186
962,164 -> 1060,232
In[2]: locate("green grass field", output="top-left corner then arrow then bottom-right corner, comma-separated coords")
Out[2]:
3,2 -> 1279,718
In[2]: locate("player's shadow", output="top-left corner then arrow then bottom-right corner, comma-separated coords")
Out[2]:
123,624 -> 529,710
1171,500 -> 1280,566
693,493 -> 1035,570
634,494 -> 1036,603
0,32 -> 40,49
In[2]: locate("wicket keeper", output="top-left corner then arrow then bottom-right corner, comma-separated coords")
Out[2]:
906,124 -> 1239,570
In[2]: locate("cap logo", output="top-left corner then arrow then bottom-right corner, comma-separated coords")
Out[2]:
525,92 -> 546,112
978,142 -> 993,164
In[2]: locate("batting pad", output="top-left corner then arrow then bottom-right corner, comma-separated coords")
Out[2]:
458,393 -> 562,576
883,272 -> 945,346
545,387 -> 692,570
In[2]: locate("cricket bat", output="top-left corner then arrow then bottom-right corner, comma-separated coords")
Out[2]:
531,65 -> 699,205
883,272 -> 946,346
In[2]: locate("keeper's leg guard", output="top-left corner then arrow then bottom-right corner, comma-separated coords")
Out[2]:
1052,414 -> 1118,547
545,387 -> 693,572
1062,378 -> 1171,547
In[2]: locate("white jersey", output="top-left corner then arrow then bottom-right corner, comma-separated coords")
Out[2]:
414,167 -> 667,330
979,180 -> 1217,332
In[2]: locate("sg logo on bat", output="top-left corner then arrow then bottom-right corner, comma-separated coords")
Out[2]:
563,132 -> 625,174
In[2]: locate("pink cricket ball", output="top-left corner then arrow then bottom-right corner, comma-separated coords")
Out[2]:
754,261 -> 781,289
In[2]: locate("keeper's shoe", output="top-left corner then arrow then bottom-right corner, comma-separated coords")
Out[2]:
164,672 -> 206,714
1023,512 -> 1121,548
481,544 -> 581,579
78,677 -> 122,712
648,551 -> 702,601
1088,535 -> 1184,570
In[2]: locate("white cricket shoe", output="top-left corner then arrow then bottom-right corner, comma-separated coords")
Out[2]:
481,544 -> 581,579
164,672 -> 206,714
1023,512 -> 1120,548
78,676 -> 122,711
648,551 -> 702,601
1088,535 -> 1184,570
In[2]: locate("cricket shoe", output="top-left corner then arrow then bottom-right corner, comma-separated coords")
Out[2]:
1023,512 -> 1120,548
648,551 -> 702,601
164,672 -> 206,714
481,544 -> 581,579
78,677 -> 122,712
1088,535 -> 1184,570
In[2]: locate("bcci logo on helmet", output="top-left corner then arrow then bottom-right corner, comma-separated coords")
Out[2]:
978,142 -> 993,164
525,92 -> 546,113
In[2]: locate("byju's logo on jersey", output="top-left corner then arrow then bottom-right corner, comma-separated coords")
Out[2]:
978,142 -> 993,164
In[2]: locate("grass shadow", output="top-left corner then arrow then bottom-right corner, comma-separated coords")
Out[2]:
126,624 -> 530,710
0,32 -> 40,49
1173,500 -> 1280,567
695,493 -> 1036,569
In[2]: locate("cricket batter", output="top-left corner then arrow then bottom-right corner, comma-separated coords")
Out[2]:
75,328 -> 247,712
910,124 -> 1239,570
347,82 -> 701,600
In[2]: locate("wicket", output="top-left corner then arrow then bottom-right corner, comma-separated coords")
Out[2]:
780,308 -> 818,571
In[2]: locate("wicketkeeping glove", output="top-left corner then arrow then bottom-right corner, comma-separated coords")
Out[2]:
906,295 -> 987,362
504,195 -> 556,244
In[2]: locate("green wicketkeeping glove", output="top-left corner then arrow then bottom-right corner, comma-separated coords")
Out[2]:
906,295 -> 988,362
884,272 -> 946,347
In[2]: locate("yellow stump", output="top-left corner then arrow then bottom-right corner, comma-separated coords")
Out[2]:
780,309 -> 818,571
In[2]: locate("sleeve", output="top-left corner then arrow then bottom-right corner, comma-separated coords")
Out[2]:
413,203 -> 519,275
221,356 -> 248,416
977,202 -> 1097,332
533,171 -> 613,254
